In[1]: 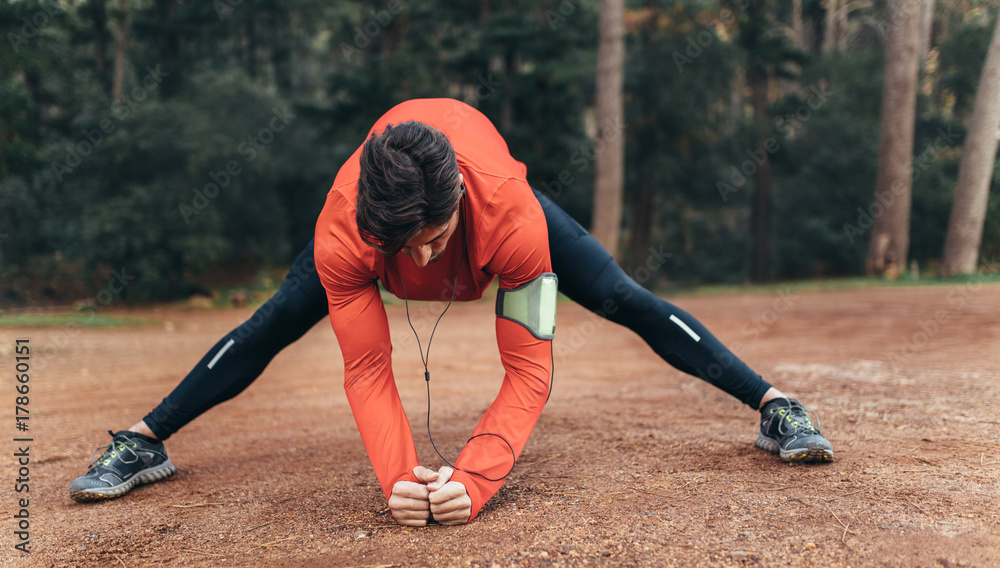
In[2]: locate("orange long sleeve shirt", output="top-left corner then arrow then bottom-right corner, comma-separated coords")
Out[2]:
313,99 -> 552,522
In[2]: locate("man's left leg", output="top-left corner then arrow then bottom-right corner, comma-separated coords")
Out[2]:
69,240 -> 330,501
533,190 -> 833,462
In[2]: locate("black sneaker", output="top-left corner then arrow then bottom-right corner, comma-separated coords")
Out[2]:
69,430 -> 176,502
755,398 -> 834,463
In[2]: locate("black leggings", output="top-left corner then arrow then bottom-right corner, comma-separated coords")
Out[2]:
143,242 -> 328,439
143,193 -> 771,440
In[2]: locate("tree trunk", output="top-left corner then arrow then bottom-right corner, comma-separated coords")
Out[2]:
270,8 -> 292,91
246,14 -> 258,79
23,69 -> 42,145
479,0 -> 490,26
822,0 -> 838,53
937,0 -> 949,45
940,13 -> 1000,275
750,64 -> 772,282
792,0 -> 804,49
591,0 -> 626,259
921,0 -> 936,64
837,0 -> 848,50
501,48 -> 515,131
729,68 -> 744,136
156,0 -> 179,99
111,0 -> 130,100
628,179 -> 655,275
89,0 -> 110,94
866,0 -> 924,278
626,6 -> 656,274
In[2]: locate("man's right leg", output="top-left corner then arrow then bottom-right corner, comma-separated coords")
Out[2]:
533,190 -> 772,407
70,240 -> 330,501
141,240 -> 329,440
533,190 -> 833,462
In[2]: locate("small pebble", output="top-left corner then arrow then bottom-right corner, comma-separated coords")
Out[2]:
354,530 -> 371,540
805,542 -> 817,550
731,550 -> 749,561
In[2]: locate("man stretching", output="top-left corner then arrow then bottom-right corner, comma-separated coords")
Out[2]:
70,99 -> 833,525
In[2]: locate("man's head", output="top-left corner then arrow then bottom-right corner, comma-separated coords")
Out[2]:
356,121 -> 464,265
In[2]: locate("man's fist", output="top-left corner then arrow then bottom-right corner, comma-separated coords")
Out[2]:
388,466 -> 471,526
388,467 -> 440,526
388,479 -> 430,527
427,467 -> 471,525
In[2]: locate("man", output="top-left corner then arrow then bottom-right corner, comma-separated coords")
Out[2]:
70,99 -> 833,526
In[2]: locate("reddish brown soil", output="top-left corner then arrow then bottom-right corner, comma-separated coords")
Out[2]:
3,284 -> 999,567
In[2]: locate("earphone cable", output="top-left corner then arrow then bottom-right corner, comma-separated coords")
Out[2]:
386,245 -> 517,482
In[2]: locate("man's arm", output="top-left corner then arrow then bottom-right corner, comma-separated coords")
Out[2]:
442,316 -> 552,522
440,180 -> 554,522
329,281 -> 425,496
315,224 -> 423,515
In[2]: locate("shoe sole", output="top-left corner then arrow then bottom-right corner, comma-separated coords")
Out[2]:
70,459 -> 177,502
755,433 -> 834,463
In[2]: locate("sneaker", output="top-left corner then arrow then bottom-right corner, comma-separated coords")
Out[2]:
755,398 -> 834,463
69,430 -> 177,502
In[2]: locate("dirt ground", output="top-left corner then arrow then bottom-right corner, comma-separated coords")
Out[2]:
2,283 -> 999,568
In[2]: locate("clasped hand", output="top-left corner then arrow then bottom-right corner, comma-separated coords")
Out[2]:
388,466 -> 471,526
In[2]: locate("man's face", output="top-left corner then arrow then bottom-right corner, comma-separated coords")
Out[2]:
400,207 -> 461,267
399,174 -> 465,268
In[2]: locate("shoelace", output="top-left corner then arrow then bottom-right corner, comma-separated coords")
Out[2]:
88,430 -> 140,468
773,402 -> 822,436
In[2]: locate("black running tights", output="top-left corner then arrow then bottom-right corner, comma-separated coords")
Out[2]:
143,193 -> 771,440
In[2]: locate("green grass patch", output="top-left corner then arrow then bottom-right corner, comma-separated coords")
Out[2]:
0,313 -> 160,328
670,272 -> 1000,297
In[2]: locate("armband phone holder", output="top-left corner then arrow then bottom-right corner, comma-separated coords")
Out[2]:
495,273 -> 558,340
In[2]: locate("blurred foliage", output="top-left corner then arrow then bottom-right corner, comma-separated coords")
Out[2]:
0,0 -> 997,304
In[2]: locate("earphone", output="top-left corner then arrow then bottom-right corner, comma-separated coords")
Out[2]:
385,191 -> 517,482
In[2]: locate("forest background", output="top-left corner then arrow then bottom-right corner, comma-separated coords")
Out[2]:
1,0 -> 998,304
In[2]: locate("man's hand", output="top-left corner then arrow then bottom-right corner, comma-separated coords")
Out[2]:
388,466 -> 471,526
388,466 -> 440,527
426,467 -> 471,525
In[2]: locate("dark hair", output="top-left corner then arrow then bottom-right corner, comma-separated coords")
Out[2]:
356,121 -> 463,255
